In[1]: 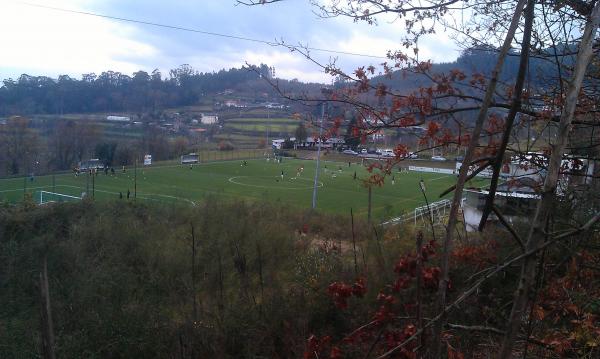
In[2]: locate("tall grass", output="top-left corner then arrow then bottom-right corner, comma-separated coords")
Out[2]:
0,199 -> 417,358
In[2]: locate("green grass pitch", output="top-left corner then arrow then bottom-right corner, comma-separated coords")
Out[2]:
0,158 -> 466,221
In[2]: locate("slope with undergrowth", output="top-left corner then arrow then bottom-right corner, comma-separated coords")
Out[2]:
1,198 -> 597,358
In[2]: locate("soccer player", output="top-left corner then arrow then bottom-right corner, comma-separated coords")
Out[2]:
127,189 -> 131,199
392,175 -> 395,185
281,170 -> 284,180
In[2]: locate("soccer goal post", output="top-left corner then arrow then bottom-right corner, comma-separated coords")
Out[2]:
38,191 -> 83,205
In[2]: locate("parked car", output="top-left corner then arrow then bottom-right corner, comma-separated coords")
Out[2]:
342,149 -> 358,155
455,156 -> 465,162
431,155 -> 447,161
382,149 -> 395,157
360,148 -> 368,154
408,152 -> 418,159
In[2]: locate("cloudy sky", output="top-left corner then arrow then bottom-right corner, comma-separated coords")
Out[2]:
1,0 -> 460,83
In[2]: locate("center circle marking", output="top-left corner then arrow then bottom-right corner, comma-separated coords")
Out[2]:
228,176 -> 323,190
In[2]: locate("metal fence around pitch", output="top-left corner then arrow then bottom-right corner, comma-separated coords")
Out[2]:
381,198 -> 462,227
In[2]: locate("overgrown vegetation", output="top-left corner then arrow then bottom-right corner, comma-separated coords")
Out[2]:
0,199 -> 403,358
1,192 -> 599,358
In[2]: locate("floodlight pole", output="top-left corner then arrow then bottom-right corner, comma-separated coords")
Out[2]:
23,155 -> 28,200
134,158 -> 137,199
312,98 -> 326,209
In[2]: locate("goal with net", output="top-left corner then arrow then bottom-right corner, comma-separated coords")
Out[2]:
38,191 -> 83,205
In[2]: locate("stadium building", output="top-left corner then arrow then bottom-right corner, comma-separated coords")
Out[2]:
462,153 -> 595,231
77,159 -> 105,172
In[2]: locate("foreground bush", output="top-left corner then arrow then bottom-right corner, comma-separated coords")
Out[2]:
0,199 -> 396,358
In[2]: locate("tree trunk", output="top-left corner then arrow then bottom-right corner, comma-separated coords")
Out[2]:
415,231 -> 424,358
498,3 -> 600,358
191,224 -> 197,323
478,0 -> 535,230
39,255 -> 56,359
351,208 -> 359,277
431,0 -> 528,356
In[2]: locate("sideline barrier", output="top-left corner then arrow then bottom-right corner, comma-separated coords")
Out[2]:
381,198 -> 464,227
408,166 -> 455,174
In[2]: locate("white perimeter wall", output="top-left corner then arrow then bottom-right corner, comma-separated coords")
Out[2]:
408,166 -> 455,175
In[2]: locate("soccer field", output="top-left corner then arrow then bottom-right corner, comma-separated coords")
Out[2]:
0,158 -> 466,221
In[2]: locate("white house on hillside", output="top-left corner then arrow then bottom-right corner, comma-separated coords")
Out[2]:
106,115 -> 130,122
200,114 -> 219,125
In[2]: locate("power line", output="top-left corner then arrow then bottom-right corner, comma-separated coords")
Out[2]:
14,1 -> 388,60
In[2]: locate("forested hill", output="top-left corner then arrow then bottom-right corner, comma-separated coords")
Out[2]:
0,48 -> 569,116
0,64 -> 322,116
368,46 -> 570,94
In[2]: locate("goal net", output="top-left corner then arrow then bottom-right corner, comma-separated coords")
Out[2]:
38,191 -> 83,205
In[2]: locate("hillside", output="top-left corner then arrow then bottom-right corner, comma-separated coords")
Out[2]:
0,47 -> 571,118
2,197 -> 595,358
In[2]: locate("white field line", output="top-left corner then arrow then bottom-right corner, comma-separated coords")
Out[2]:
40,191 -> 82,200
228,176 -> 323,190
57,185 -> 197,206
430,175 -> 453,181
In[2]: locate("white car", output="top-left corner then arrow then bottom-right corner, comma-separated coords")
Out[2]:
382,149 -> 395,157
360,149 -> 368,154
342,149 -> 358,155
431,155 -> 447,161
400,152 -> 418,159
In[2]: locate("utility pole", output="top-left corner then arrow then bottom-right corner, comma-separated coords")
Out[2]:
92,170 -> 95,199
367,186 -> 372,223
312,100 -> 326,209
265,107 -> 271,154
